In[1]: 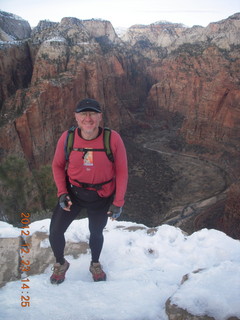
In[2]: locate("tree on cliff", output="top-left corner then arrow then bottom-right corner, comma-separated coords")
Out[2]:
0,156 -> 56,225
0,156 -> 34,224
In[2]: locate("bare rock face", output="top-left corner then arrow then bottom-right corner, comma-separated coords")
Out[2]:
0,10 -> 31,41
166,13 -> 240,52
220,182 -> 240,240
81,19 -> 120,43
30,18 -> 101,84
0,41 -> 33,108
31,36 -> 69,83
25,231 -> 88,276
0,237 -> 21,287
122,13 -> 240,52
202,12 -> 240,50
121,22 -> 187,48
146,45 -> 240,157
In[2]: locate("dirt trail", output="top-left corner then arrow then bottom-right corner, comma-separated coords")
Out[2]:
144,141 -> 229,226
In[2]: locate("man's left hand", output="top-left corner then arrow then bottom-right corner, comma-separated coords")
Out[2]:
107,204 -> 122,220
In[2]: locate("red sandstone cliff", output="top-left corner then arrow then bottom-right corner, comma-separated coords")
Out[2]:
146,45 -> 240,161
0,17 -> 147,168
0,11 -> 240,237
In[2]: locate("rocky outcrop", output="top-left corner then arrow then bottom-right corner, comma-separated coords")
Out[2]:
0,236 -> 21,287
0,231 -> 88,287
0,11 -> 31,41
121,21 -> 187,48
121,13 -> 240,52
166,268 -> 240,320
0,223 -> 149,286
218,181 -> 240,240
81,19 -> 121,43
166,298 -> 215,320
25,231 -> 88,276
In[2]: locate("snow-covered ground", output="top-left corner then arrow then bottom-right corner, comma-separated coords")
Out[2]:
0,218 -> 240,320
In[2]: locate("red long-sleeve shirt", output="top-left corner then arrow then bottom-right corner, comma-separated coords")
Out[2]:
52,127 -> 128,207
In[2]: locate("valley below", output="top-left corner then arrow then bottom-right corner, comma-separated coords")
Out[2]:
122,121 -> 232,235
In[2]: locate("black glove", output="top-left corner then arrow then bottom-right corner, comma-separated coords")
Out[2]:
59,193 -> 72,210
107,204 -> 122,220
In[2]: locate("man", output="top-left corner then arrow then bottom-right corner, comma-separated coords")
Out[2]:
49,98 -> 128,284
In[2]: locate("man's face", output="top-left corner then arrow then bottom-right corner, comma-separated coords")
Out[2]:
75,111 -> 102,135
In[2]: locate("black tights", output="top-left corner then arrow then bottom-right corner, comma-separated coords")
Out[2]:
49,186 -> 112,264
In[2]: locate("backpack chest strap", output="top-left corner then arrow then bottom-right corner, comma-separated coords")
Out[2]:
72,147 -> 106,159
72,148 -> 106,152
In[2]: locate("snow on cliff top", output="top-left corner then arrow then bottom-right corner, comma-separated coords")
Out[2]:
0,218 -> 240,320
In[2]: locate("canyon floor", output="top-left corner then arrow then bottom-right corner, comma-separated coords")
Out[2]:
122,115 -> 230,232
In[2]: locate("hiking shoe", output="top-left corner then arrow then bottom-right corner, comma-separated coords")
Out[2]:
50,259 -> 70,284
89,262 -> 106,282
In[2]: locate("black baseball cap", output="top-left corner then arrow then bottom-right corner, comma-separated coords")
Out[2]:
75,98 -> 101,113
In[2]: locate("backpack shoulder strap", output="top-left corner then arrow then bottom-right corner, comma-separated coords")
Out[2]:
64,126 -> 114,162
103,127 -> 114,163
64,126 -> 76,161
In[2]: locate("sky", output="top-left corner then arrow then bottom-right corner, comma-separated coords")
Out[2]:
0,218 -> 240,320
0,0 -> 240,29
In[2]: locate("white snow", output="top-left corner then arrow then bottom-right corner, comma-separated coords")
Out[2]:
0,218 -> 240,320
115,26 -> 128,37
0,11 -> 25,21
0,221 -> 20,238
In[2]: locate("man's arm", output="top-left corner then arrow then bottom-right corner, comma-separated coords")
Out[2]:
52,131 -> 68,197
111,131 -> 128,207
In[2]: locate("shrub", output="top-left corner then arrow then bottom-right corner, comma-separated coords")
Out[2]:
33,164 -> 57,211
0,156 -> 39,225
0,157 -> 57,225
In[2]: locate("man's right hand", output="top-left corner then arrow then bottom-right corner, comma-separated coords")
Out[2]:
59,193 -> 72,211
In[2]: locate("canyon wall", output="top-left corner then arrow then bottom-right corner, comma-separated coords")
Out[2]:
0,16 -> 150,168
0,10 -> 239,237
1,11 -> 239,165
